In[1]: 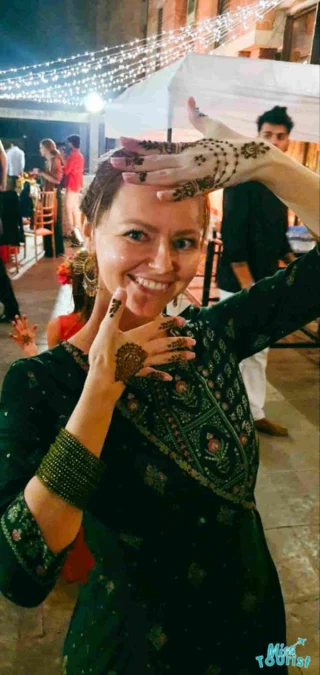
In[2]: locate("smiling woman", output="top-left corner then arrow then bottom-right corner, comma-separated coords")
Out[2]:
80,149 -> 209,324
0,111 -> 319,675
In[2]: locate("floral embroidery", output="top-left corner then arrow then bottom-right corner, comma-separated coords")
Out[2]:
226,388 -> 235,403
216,505 -> 236,526
61,341 -> 89,372
205,666 -> 222,675
119,533 -> 144,549
236,404 -> 244,419
98,576 -> 115,595
1,492 -> 66,584
224,318 -> 235,339
173,377 -> 198,407
286,266 -> 297,286
188,562 -> 207,588
126,393 -> 139,412
216,374 -> 225,388
144,464 -> 167,495
147,625 -> 168,651
116,319 -> 258,509
7,502 -> 21,522
252,334 -> 269,351
233,378 -> 240,394
224,363 -> 232,378
218,338 -> 227,353
205,433 -> 231,474
213,349 -> 221,364
241,591 -> 257,612
27,371 -> 38,388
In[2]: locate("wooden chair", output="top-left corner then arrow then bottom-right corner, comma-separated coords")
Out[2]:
24,191 -> 56,263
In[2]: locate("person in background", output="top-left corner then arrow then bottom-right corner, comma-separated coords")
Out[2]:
62,134 -> 84,247
0,140 -> 7,191
0,139 -> 20,323
39,138 -> 65,257
6,142 -> 25,190
217,106 -> 296,437
0,257 -> 20,323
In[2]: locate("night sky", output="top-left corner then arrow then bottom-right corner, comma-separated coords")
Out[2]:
0,0 -> 96,70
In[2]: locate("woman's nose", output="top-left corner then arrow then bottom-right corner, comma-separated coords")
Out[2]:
148,242 -> 175,273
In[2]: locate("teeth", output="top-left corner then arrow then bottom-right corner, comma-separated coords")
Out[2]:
135,276 -> 169,291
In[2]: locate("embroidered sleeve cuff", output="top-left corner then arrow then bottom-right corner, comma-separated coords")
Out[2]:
0,491 -> 68,586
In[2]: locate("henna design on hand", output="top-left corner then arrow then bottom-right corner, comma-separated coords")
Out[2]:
109,299 -> 122,318
195,107 -> 207,118
125,154 -> 145,168
20,335 -> 34,346
241,142 -> 270,159
159,318 -> 179,331
171,140 -> 270,200
168,354 -> 184,364
168,338 -> 190,350
144,372 -> 168,381
138,140 -> 197,155
115,342 -> 147,382
138,172 -> 147,183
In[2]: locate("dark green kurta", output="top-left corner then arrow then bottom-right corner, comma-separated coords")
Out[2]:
0,246 -> 319,674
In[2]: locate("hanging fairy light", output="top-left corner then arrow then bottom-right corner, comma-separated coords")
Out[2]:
0,0 -> 281,107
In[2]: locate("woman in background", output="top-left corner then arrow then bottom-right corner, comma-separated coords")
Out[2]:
39,138 -> 64,257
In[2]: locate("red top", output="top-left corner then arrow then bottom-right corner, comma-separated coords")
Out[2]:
58,312 -> 85,340
57,310 -> 95,585
64,148 -> 84,192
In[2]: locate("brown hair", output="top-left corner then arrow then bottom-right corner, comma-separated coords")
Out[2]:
70,250 -> 95,322
40,138 -> 60,157
81,148 -> 210,238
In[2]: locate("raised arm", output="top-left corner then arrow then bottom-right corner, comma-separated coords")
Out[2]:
198,244 -> 320,362
114,98 -> 319,241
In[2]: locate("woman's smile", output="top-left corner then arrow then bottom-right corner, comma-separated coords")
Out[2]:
127,274 -> 173,294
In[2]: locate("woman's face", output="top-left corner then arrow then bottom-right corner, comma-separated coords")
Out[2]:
39,144 -> 48,158
92,182 -> 204,321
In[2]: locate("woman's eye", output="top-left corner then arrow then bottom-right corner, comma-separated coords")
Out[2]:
174,238 -> 197,250
125,230 -> 147,242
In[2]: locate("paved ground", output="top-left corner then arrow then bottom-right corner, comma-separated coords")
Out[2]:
0,245 -> 319,674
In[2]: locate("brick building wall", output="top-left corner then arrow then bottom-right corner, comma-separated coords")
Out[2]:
96,0 -> 148,49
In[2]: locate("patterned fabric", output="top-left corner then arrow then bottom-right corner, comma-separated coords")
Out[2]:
0,247 -> 319,671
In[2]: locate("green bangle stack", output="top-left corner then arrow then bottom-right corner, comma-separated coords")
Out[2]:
36,428 -> 106,509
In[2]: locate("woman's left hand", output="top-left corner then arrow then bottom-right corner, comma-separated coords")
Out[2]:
111,97 -> 272,202
9,314 -> 39,357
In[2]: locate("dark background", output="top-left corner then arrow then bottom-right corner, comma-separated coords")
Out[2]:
0,0 -> 97,69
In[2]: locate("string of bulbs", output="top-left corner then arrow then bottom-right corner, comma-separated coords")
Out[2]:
0,1 -> 281,107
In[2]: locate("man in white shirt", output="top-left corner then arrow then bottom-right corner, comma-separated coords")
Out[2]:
7,143 -> 25,190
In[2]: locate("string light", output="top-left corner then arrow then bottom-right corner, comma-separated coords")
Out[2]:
0,1 -> 281,107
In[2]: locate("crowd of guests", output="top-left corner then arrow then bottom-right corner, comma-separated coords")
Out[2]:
0,133 -> 85,322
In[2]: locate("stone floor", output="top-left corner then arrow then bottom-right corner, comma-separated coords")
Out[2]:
0,245 -> 319,674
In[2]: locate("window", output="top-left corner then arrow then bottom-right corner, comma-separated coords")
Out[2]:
187,0 -> 197,24
218,0 -> 230,15
283,4 -> 318,63
156,8 -> 163,70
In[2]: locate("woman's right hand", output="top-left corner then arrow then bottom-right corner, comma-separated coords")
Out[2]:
87,288 -> 195,400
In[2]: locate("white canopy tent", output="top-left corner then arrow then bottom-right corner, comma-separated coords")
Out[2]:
104,53 -> 320,142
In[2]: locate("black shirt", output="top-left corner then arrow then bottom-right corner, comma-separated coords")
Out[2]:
217,181 -> 292,293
